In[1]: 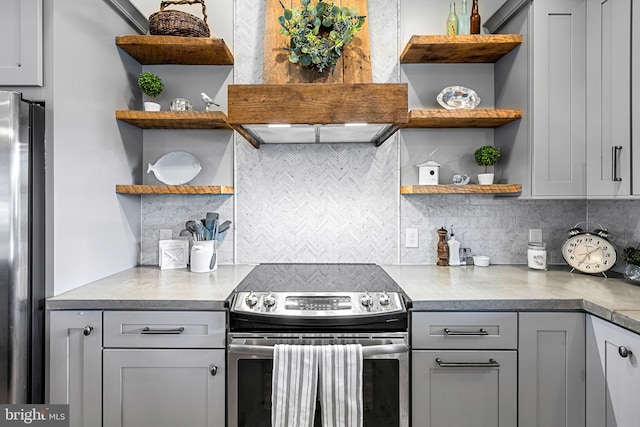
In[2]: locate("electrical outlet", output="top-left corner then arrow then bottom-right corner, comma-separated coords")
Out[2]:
159,229 -> 173,241
529,228 -> 543,243
406,228 -> 419,248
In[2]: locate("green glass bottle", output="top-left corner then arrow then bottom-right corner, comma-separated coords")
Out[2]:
446,2 -> 458,36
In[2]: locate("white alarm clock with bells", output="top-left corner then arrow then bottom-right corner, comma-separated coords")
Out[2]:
561,223 -> 617,276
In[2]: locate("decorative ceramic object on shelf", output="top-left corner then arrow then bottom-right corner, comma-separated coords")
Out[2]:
417,148 -> 440,185
474,145 -> 500,185
452,174 -> 471,185
200,92 -> 220,111
147,151 -> 202,185
624,264 -> 640,284
170,98 -> 193,111
437,86 -> 481,110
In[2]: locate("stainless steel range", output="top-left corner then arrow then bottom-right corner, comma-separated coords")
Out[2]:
227,264 -> 410,427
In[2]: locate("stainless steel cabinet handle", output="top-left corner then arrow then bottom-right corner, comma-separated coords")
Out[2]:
618,346 -> 633,358
443,328 -> 489,336
612,146 -> 623,182
210,365 -> 218,376
435,358 -> 500,368
140,326 -> 185,335
83,326 -> 94,336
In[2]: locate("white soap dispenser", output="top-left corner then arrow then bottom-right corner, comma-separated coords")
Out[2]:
447,225 -> 461,266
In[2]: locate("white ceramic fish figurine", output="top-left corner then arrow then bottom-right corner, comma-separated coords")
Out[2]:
200,92 -> 220,111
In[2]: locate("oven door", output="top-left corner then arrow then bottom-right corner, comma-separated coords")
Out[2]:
227,332 -> 409,427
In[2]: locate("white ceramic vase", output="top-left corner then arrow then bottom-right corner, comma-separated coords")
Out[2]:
144,101 -> 161,111
477,173 -> 494,185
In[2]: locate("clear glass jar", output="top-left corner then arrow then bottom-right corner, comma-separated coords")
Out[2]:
527,242 -> 547,270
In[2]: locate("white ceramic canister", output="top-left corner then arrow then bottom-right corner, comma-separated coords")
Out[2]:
527,242 -> 547,270
190,240 -> 217,273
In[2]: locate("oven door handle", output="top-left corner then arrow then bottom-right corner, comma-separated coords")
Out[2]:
228,343 -> 409,357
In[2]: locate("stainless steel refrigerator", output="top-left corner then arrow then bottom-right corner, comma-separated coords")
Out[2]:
0,91 -> 45,404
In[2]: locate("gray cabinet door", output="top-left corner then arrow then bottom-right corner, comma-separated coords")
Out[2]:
103,349 -> 225,427
48,311 -> 102,427
586,0 -> 632,196
412,350 -> 517,427
531,0 -> 587,196
0,0 -> 43,86
519,312 -> 585,427
586,315 -> 640,427
632,2 -> 640,196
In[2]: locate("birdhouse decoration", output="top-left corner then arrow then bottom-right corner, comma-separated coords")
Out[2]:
417,149 -> 441,185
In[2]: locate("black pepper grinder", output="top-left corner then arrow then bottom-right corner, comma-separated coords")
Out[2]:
437,227 -> 449,266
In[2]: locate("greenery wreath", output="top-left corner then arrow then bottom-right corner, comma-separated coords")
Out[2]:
278,0 -> 365,74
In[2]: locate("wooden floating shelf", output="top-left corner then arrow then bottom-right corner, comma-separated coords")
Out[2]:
115,35 -> 234,65
116,185 -> 234,195
403,109 -> 523,128
401,184 -> 522,195
115,111 -> 232,129
400,34 -> 522,63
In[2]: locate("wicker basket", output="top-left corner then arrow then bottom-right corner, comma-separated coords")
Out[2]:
149,0 -> 210,38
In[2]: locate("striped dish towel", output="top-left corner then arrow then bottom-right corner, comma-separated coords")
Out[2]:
318,344 -> 363,427
272,344 -> 319,427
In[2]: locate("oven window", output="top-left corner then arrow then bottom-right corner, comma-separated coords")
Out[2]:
236,359 -> 400,426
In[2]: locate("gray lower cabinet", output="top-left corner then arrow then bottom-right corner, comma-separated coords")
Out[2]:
586,315 -> 640,426
48,310 -> 102,427
103,349 -> 224,427
102,311 -> 226,427
411,312 -> 518,426
519,312 -> 585,427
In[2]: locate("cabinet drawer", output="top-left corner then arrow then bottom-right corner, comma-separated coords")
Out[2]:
103,311 -> 225,348
411,312 -> 517,349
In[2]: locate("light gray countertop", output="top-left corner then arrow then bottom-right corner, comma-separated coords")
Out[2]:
47,264 -> 640,333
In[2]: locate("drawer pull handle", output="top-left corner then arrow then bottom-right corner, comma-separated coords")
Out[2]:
436,358 -> 500,368
210,365 -> 218,376
83,326 -> 93,336
444,328 -> 489,336
618,346 -> 633,358
140,327 -> 185,335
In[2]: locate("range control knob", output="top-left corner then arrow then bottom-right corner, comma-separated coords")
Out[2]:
245,292 -> 258,308
378,292 -> 391,307
360,292 -> 374,308
263,293 -> 277,308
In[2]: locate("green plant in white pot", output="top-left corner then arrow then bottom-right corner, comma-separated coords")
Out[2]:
474,145 -> 500,185
138,72 -> 164,111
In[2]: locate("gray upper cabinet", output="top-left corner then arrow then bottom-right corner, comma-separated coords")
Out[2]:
634,2 -> 640,196
493,0 -> 587,198
0,0 -> 43,86
586,0 -> 634,197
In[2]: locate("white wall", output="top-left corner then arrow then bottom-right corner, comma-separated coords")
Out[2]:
50,0 -> 143,294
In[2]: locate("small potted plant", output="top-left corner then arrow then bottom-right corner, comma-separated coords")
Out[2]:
138,72 -> 164,111
474,145 -> 501,185
622,244 -> 640,284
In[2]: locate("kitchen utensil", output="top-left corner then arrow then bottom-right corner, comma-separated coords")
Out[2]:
185,220 -> 201,240
209,250 -> 217,270
179,229 -> 192,237
217,220 -> 231,234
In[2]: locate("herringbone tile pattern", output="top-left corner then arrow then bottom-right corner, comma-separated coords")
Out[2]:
236,139 -> 399,264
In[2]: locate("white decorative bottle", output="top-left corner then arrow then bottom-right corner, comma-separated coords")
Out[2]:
458,0 -> 470,34
447,226 -> 461,266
